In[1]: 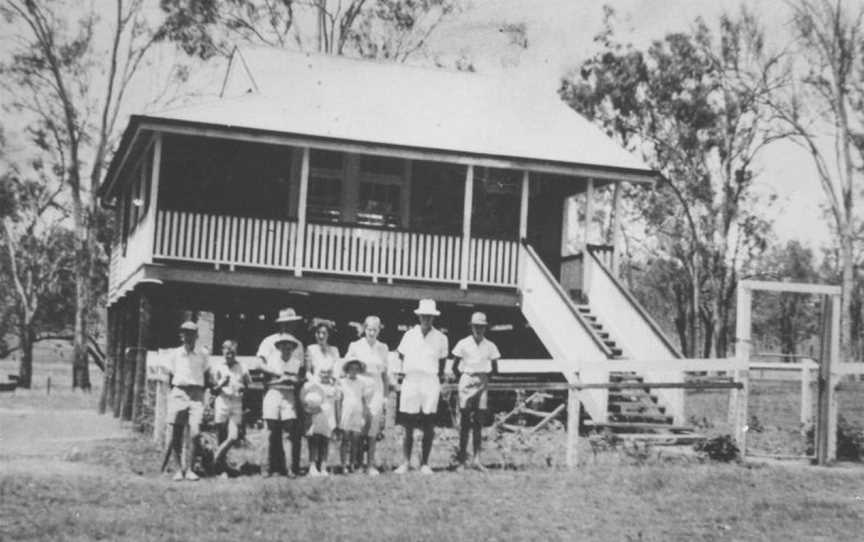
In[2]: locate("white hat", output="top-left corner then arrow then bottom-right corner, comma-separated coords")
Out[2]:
179,321 -> 198,332
413,299 -> 440,316
276,308 -> 302,323
469,312 -> 488,326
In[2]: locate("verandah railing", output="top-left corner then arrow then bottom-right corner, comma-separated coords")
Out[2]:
153,209 -> 519,287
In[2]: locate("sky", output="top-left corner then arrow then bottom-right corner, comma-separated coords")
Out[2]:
430,0 -> 831,248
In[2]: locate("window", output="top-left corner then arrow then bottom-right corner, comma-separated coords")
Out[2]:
308,149 -> 345,223
358,181 -> 401,228
472,167 -> 520,239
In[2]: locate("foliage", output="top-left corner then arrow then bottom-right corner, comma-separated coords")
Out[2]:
0,0 -> 174,388
159,0 -> 459,61
694,434 -> 740,462
560,8 -> 787,357
806,415 -> 864,462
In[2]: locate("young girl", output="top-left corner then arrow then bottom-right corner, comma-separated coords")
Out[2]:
339,358 -> 373,473
301,367 -> 341,476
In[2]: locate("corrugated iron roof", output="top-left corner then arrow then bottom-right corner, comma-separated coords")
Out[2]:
101,47 -> 655,199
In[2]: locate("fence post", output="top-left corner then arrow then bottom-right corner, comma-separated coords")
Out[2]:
732,284 -> 752,454
566,374 -> 580,469
800,359 -> 813,435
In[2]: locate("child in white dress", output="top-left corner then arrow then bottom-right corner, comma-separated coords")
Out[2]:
301,367 -> 341,476
339,358 -> 374,473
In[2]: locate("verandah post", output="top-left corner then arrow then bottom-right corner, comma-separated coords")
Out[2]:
609,182 -> 622,275
519,171 -> 529,241
131,288 -> 152,430
294,147 -> 310,276
459,164 -> 474,289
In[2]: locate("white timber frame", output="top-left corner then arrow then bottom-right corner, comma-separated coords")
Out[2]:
294,147 -> 311,276
737,279 -> 842,465
460,165 -> 474,289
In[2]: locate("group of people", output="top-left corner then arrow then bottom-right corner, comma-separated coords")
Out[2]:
161,298 -> 501,481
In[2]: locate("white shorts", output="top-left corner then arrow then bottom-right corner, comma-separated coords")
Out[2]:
167,386 -> 204,431
398,374 -> 440,415
262,388 -> 297,421
458,373 -> 489,410
214,395 -> 243,425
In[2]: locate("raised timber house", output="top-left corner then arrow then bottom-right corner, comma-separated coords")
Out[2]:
99,47 -> 683,426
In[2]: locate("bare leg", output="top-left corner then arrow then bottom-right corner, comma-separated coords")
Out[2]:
472,411 -> 483,459
402,421 -> 415,465
420,416 -> 435,466
170,423 -> 184,471
367,434 -> 377,470
320,436 -> 330,471
458,409 -> 471,464
286,419 -> 302,475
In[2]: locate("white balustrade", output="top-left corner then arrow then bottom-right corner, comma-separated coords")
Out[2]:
144,209 -> 519,288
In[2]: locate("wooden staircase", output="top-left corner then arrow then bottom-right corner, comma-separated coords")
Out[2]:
574,302 -> 704,446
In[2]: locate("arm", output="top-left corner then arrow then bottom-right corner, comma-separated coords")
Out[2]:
451,357 -> 462,380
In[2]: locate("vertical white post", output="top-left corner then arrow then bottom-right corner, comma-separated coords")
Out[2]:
731,284 -> 751,455
800,358 -> 813,436
827,294 -> 841,462
144,134 -> 162,263
566,376 -> 580,469
584,178 -> 595,246
294,147 -> 310,276
609,182 -> 622,275
460,165 -> 474,289
519,171 -> 529,241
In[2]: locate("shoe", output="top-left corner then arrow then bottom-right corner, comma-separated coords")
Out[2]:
172,471 -> 185,482
320,464 -> 330,476
219,472 -> 229,480
185,470 -> 200,482
394,463 -> 409,474
368,466 -> 380,477
309,465 -> 320,477
419,465 -> 433,475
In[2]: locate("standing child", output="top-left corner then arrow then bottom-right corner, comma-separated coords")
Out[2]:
451,312 -> 500,470
338,358 -> 373,473
211,339 -> 251,477
301,367 -> 341,476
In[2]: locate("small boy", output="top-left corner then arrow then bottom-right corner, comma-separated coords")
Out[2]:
451,312 -> 500,470
211,339 -> 251,477
338,358 -> 373,473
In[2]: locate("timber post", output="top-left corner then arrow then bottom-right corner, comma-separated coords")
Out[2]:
121,293 -> 138,421
112,297 -> 127,418
565,373 -> 581,469
131,288 -> 153,430
459,164 -> 474,289
731,284 -> 751,454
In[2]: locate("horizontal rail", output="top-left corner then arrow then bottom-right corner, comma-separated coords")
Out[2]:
587,358 -> 744,373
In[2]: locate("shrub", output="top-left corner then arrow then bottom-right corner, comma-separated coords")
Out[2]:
805,416 -> 864,461
695,435 -> 739,462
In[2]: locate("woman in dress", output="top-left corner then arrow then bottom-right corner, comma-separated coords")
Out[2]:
345,315 -> 390,475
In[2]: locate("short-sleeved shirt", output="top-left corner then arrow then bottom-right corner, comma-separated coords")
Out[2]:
257,332 -> 305,370
397,326 -> 448,376
346,338 -> 389,391
306,343 -> 340,374
339,376 -> 375,431
166,346 -> 208,387
212,361 -> 250,399
265,352 -> 304,390
452,336 -> 501,374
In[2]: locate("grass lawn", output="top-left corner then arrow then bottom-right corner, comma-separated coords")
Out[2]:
3,435 -> 864,542
3,359 -> 864,541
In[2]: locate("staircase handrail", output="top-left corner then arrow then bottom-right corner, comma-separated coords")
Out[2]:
585,246 -> 683,358
520,240 -> 614,357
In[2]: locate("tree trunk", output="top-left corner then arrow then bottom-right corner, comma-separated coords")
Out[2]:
17,321 -> 35,389
72,235 -> 92,390
840,226 -> 854,363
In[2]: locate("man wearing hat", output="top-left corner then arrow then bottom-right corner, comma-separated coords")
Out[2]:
164,320 -> 209,481
451,312 -> 501,470
260,333 -> 305,477
256,308 -> 305,370
395,299 -> 449,475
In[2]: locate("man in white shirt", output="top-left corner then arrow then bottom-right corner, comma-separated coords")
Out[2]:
452,312 -> 501,469
260,333 -> 304,477
164,320 -> 209,481
256,307 -> 305,476
395,299 -> 449,475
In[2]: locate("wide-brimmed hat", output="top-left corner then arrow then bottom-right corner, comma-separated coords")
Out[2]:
342,358 -> 366,373
413,299 -> 440,316
179,321 -> 198,332
275,308 -> 303,323
273,333 -> 301,348
469,312 -> 488,326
